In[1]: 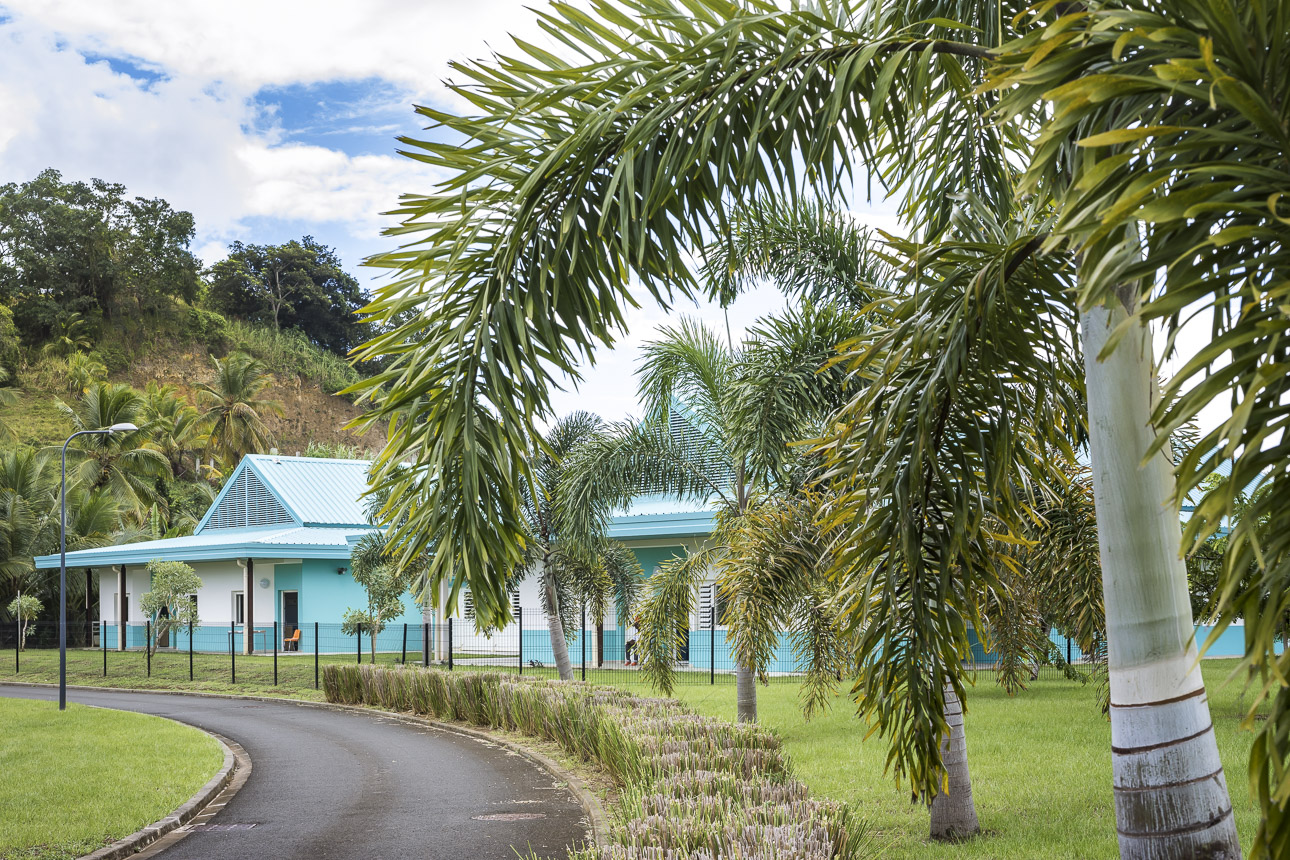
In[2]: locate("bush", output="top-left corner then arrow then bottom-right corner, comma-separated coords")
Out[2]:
323,665 -> 868,859
185,307 -> 231,351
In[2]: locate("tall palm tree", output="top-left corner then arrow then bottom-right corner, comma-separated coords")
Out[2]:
197,353 -> 282,468
56,383 -> 171,517
563,306 -> 863,722
518,411 -> 642,682
349,1 -> 1275,854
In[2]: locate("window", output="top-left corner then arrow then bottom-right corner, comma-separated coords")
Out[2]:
700,583 -> 728,628
510,590 -> 521,619
233,591 -> 245,625
188,594 -> 198,611
463,590 -> 475,622
114,593 -> 130,623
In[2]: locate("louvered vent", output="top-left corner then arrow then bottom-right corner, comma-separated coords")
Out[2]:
638,408 -> 734,494
204,468 -> 295,530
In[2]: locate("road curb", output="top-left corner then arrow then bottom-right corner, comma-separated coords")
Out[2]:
70,720 -> 243,860
1,680 -> 609,849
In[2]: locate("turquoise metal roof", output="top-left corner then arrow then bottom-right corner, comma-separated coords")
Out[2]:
608,493 -> 716,540
196,455 -> 373,533
33,526 -> 372,569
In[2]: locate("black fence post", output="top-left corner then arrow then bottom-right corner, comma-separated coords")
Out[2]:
710,602 -> 716,686
189,619 -> 194,682
230,629 -> 236,684
447,618 -> 453,671
357,623 -> 362,665
581,602 -> 586,683
1067,636 -> 1073,665
13,614 -> 18,673
401,622 -> 407,665
517,607 -> 523,675
102,621 -> 107,677
273,621 -> 279,686
422,621 -> 429,668
145,620 -> 151,678
314,621 -> 319,690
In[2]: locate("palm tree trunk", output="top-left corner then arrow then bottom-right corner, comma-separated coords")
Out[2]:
1081,304 -> 1240,860
929,681 -> 979,840
543,569 -> 575,681
735,660 -> 757,723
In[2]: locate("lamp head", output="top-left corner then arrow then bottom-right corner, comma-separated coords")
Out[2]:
107,423 -> 138,434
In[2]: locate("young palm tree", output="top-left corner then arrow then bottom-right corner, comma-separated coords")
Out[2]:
518,411 -> 642,682
56,383 -> 171,516
197,353 -> 283,468
349,1 -> 1275,854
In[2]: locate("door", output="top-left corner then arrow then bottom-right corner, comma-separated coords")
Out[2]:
157,606 -> 170,648
282,591 -> 299,639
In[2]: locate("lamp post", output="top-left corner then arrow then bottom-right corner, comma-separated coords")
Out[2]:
60,422 -> 137,711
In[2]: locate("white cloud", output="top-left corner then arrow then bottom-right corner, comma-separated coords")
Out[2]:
1,0 -> 543,99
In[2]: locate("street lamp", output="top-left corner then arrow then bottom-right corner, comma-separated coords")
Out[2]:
59,422 -> 137,711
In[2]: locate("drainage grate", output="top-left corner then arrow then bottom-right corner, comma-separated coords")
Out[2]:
189,823 -> 260,832
471,813 -> 547,822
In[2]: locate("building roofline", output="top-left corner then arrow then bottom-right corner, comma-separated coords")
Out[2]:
34,526 -> 374,569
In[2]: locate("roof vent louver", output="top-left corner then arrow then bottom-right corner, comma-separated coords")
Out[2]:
203,467 -> 295,530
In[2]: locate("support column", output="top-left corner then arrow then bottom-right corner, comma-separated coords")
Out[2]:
244,559 -> 255,655
117,564 -> 127,651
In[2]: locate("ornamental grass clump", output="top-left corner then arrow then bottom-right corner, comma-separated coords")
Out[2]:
322,665 -> 866,859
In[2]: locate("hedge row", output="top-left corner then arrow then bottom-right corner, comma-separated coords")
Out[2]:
322,664 -> 867,859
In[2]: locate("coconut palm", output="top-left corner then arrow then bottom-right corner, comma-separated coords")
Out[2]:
349,0 -> 1270,853
518,411 -> 642,681
563,306 -> 864,722
197,352 -> 283,468
56,383 -> 171,517
142,382 -> 204,478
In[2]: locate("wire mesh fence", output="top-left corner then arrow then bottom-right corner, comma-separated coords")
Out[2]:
0,610 -> 1094,691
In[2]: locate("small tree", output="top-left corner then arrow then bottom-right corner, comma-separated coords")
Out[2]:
342,533 -> 412,663
7,594 -> 41,651
140,560 -> 202,656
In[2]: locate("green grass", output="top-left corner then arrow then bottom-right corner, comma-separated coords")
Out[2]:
1,652 -> 1264,859
0,697 -> 223,860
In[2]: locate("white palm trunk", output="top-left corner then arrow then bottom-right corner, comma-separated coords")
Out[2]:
543,569 -> 575,681
735,660 -> 757,723
1081,304 -> 1240,859
929,681 -> 979,840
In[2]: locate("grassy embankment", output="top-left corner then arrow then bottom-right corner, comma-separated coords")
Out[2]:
1,652 -> 1264,859
0,697 -> 222,860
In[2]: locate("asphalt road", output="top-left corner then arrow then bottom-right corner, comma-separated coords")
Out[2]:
1,685 -> 589,859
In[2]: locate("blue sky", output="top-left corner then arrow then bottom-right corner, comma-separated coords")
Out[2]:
0,1 -> 899,421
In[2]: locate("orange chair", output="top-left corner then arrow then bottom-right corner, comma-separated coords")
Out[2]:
284,628 -> 301,651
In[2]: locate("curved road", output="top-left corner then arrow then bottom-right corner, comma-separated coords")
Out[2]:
1,686 -> 588,859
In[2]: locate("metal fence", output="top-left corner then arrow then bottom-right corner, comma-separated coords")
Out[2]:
0,611 -> 1092,691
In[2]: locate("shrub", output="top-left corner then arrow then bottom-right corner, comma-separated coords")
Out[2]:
185,307 -> 231,351
226,321 -> 360,396
322,665 -> 867,859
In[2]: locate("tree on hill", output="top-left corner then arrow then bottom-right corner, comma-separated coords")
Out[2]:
57,383 -> 171,516
0,168 -> 200,337
196,353 -> 282,468
207,237 -> 370,356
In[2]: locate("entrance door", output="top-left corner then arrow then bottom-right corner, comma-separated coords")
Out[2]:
157,606 -> 171,648
678,622 -> 690,663
282,591 -> 299,638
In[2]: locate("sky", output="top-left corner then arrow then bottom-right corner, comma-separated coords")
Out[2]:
0,1 -> 1223,432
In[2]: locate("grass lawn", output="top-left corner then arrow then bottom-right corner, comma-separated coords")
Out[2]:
1,651 -> 1265,859
662,661 -> 1263,860
0,698 -> 223,860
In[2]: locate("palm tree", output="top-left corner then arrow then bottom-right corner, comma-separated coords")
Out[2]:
142,382 -> 204,478
56,383 -> 172,517
563,306 -> 862,722
517,412 -> 642,681
197,353 -> 282,468
349,1 -> 1273,854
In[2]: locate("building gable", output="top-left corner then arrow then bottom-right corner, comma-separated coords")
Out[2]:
197,461 -> 299,532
